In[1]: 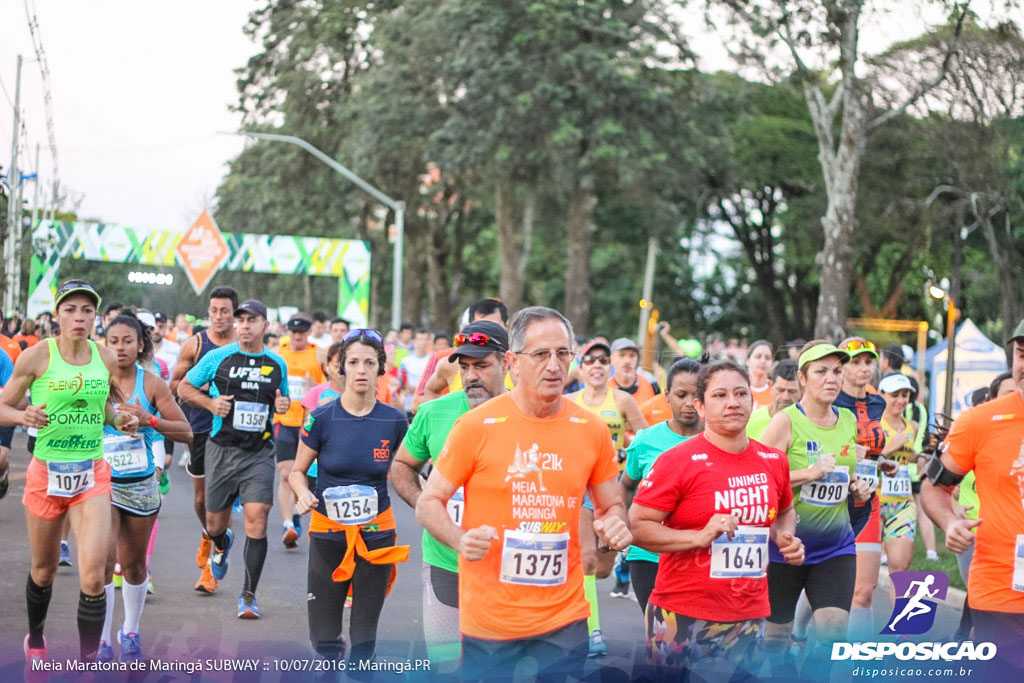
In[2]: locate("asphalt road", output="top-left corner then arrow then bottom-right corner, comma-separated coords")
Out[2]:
0,430 -> 969,682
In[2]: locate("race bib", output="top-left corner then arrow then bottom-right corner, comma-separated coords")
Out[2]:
500,530 -> 569,586
710,526 -> 768,579
855,460 -> 879,493
322,485 -> 378,525
881,466 -> 912,499
232,401 -> 269,432
103,434 -> 148,475
1013,535 -> 1024,593
47,460 -> 95,497
800,469 -> 850,507
446,487 -> 465,526
287,375 -> 309,402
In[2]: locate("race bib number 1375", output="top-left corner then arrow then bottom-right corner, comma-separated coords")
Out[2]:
500,530 -> 569,586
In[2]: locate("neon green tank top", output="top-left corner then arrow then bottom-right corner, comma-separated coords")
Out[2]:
574,388 -> 626,448
31,338 -> 109,462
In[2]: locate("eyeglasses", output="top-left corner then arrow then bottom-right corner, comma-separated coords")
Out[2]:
843,340 -> 876,353
343,328 -> 383,343
454,332 -> 495,347
514,348 -> 575,364
581,354 -> 611,366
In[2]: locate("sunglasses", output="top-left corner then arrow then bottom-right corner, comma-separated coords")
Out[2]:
843,340 -> 876,353
581,354 -> 611,366
343,328 -> 383,343
454,332 -> 494,347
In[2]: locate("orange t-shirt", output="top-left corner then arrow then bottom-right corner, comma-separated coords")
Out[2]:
751,383 -> 771,410
640,393 -> 671,426
435,393 -> 619,640
608,375 -> 656,405
946,390 -> 1024,614
376,375 -> 392,404
276,344 -> 326,427
1,334 -> 20,363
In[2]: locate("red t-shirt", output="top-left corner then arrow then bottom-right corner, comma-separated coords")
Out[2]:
634,433 -> 793,621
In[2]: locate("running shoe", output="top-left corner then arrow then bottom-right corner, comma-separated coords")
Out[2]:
344,595 -> 353,609
24,634 -> 46,667
588,630 -> 607,657
96,641 -> 114,663
158,471 -> 170,496
237,591 -> 260,619
210,529 -> 233,580
178,449 -> 189,468
113,563 -> 123,589
283,524 -> 299,548
194,563 -> 218,594
926,549 -> 939,561
880,553 -> 888,566
609,581 -> 631,599
59,541 -> 73,567
118,630 -> 142,662
147,572 -> 154,595
232,497 -> 243,515
293,513 -> 302,536
196,534 -> 212,568
0,470 -> 9,499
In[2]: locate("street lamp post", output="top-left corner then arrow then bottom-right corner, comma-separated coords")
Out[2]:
930,285 -> 957,415
226,131 -> 405,330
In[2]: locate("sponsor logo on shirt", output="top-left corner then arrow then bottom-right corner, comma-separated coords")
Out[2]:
373,439 -> 391,461
483,416 -> 508,424
47,373 -> 106,395
691,453 -> 708,461
569,416 -> 588,424
992,414 -> 1016,421
714,473 -> 773,524
757,450 -> 779,459
517,521 -> 568,533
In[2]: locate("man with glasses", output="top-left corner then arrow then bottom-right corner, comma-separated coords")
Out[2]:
171,286 -> 239,594
390,320 -> 510,671
416,307 -> 632,681
178,299 -> 290,619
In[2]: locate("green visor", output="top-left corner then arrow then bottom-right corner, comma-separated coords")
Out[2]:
798,343 -> 850,370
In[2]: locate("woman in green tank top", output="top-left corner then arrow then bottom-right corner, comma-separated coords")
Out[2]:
0,280 -> 139,664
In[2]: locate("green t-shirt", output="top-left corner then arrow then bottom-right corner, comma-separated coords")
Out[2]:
958,470 -> 980,524
32,339 -> 109,462
624,421 -> 691,563
404,390 -> 471,572
746,406 -> 773,440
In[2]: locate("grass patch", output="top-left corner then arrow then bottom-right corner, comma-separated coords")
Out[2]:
907,523 -> 966,591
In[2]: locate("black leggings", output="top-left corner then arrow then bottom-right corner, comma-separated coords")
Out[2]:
629,559 -> 659,618
307,532 -> 395,661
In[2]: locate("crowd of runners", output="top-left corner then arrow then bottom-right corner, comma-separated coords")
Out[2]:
1,279 -> 1023,680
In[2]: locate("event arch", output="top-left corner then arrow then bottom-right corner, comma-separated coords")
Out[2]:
26,219 -> 371,325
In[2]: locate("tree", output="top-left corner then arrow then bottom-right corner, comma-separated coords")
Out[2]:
711,0 -> 970,339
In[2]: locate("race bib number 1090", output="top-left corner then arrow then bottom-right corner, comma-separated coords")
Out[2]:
500,530 -> 569,586
800,469 -> 850,507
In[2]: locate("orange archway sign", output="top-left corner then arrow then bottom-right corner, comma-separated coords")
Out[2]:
175,210 -> 230,295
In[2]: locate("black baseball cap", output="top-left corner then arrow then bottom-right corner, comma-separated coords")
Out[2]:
54,279 -> 101,308
234,299 -> 268,319
287,313 -> 313,332
153,311 -> 168,323
448,321 -> 509,362
1008,319 -> 1024,344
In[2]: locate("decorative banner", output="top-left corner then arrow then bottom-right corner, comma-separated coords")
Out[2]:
175,211 -> 230,295
28,220 -> 371,326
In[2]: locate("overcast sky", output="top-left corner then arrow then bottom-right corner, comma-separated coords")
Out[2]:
1,1 -> 1008,234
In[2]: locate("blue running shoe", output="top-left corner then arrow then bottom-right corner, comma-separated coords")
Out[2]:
118,630 -> 141,662
209,529 -> 233,580
232,497 -> 243,515
588,629 -> 607,657
96,641 -> 114,663
59,542 -> 73,567
292,512 -> 302,536
237,591 -> 260,619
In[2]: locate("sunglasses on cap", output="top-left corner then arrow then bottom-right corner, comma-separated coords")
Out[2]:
581,354 -> 611,366
343,328 -> 383,343
843,340 -> 876,353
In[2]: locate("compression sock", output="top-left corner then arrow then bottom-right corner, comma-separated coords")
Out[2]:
122,579 -> 148,635
26,576 -> 53,649
77,591 -> 106,661
848,607 -> 874,642
209,530 -> 230,552
146,518 -> 158,566
242,536 -> 268,594
100,582 -> 115,645
584,574 -> 600,633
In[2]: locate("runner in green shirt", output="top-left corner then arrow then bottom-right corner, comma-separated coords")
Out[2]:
390,321 -> 509,668
620,357 -> 703,616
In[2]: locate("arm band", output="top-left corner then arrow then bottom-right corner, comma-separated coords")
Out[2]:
922,452 -> 965,487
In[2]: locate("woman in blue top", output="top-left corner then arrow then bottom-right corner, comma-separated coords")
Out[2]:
290,330 -> 408,664
99,312 -> 192,662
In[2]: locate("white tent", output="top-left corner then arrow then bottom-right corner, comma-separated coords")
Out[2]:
925,318 -> 1008,420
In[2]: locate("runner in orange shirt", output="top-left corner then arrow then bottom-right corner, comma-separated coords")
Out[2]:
416,307 -> 631,681
922,319 -> 1024,672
